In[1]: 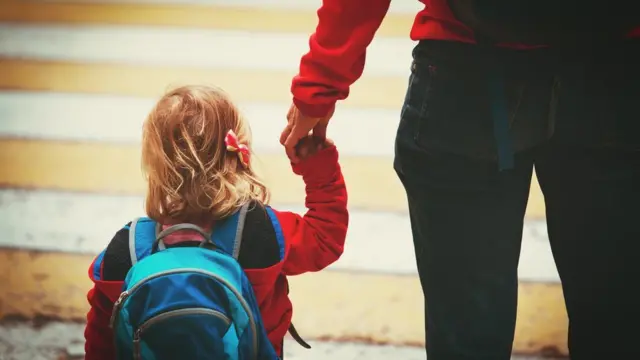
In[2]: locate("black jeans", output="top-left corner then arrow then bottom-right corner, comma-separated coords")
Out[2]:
394,41 -> 640,360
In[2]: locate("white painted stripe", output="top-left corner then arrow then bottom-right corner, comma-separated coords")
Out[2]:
0,92 -> 400,157
0,189 -> 559,281
0,24 -> 415,77
32,0 -> 424,15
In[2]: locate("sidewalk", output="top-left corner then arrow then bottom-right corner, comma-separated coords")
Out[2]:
0,321 -> 562,360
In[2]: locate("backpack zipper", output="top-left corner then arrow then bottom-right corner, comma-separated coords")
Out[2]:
109,291 -> 129,329
132,308 -> 230,360
109,268 -> 259,359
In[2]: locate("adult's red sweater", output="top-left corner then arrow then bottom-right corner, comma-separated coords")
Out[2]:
84,146 -> 348,358
291,0 -> 640,119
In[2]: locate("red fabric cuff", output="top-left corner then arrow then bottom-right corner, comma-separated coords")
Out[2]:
291,145 -> 339,182
292,97 -> 335,118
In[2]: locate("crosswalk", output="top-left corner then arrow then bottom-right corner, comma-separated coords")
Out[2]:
0,0 -> 567,356
0,322 -> 560,360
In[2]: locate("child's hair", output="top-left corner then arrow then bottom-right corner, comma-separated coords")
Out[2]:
141,85 -> 270,224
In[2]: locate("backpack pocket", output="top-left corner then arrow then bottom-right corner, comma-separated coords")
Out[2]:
112,250 -> 262,360
132,308 -> 233,360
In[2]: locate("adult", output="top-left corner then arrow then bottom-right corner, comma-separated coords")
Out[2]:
281,1 -> 640,359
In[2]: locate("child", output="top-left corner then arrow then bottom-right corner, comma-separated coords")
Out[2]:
84,85 -> 348,359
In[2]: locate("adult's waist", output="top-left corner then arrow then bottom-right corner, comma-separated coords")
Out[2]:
413,38 -> 640,70
410,1 -> 640,49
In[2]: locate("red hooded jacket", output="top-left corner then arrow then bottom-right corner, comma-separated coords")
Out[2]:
291,0 -> 640,118
84,146 -> 348,358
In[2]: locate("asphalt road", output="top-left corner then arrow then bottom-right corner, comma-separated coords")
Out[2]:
0,321 -> 564,360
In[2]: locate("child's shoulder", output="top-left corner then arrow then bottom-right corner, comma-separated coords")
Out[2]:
237,201 -> 283,269
99,222 -> 134,281
99,206 -> 284,275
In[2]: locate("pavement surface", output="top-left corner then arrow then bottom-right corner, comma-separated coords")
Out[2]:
0,321 -> 564,360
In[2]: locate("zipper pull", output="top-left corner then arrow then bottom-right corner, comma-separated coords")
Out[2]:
109,291 -> 129,328
133,329 -> 142,360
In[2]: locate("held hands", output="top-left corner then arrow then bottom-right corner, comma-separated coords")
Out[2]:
280,103 -> 335,163
295,135 -> 334,162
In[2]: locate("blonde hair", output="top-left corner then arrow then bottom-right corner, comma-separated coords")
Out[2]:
141,85 -> 270,224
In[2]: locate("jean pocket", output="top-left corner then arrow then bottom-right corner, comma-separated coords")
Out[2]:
411,59 -> 499,160
398,60 -> 433,138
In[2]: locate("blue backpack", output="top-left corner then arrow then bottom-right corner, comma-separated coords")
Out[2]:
109,203 -> 282,360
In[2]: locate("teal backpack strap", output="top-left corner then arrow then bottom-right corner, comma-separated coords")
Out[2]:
128,217 -> 210,264
153,223 -> 210,253
231,202 -> 250,259
128,204 -> 251,265
211,202 -> 250,258
128,217 -> 157,266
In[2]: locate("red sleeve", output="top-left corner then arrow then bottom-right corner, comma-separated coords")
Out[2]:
274,145 -> 349,275
85,257 -> 125,360
291,0 -> 391,118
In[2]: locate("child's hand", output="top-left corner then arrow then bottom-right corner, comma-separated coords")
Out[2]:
295,135 -> 334,161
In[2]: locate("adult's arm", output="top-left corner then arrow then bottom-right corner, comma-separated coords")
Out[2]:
291,0 -> 391,118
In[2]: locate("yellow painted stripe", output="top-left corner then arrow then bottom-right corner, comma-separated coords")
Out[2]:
0,248 -> 567,356
0,139 -> 546,217
0,59 -> 405,110
0,1 -> 412,37
0,138 -> 404,212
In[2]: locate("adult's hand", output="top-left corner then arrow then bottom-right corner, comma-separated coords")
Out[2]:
280,103 -> 334,163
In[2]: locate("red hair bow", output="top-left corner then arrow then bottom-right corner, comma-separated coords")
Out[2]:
225,130 -> 250,167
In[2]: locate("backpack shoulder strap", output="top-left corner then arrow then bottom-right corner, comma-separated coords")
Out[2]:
263,205 -> 285,261
128,217 -> 157,266
211,202 -> 250,259
129,204 -> 252,264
